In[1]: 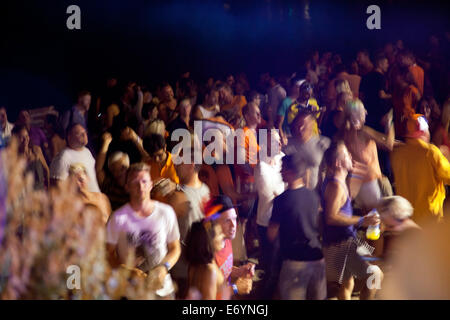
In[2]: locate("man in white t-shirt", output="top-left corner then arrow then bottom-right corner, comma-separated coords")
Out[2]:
50,123 -> 100,192
106,163 -> 181,299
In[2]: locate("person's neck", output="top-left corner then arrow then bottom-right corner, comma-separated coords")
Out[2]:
69,144 -> 85,152
329,168 -> 348,183
288,177 -> 305,190
181,114 -> 190,126
182,173 -> 202,188
246,122 -> 257,130
374,67 -> 384,75
129,198 -> 154,217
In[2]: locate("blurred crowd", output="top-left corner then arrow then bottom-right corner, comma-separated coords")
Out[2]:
1,34 -> 450,300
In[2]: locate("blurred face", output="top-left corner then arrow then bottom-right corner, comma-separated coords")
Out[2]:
78,94 -> 91,111
70,169 -> 89,191
218,209 -> 237,240
245,104 -> 261,127
68,124 -> 88,148
349,106 -> 367,130
16,128 -> 30,150
378,58 -> 389,73
0,108 -> 7,127
252,94 -> 261,107
226,75 -> 235,87
212,224 -> 225,252
18,111 -> 31,126
126,170 -> 152,201
152,148 -> 167,165
162,85 -> 174,101
179,100 -> 192,118
294,115 -> 314,141
281,163 -> 294,184
110,157 -> 129,183
419,100 -> 431,119
207,90 -> 219,106
219,87 -> 233,105
357,52 -> 367,65
143,91 -> 152,104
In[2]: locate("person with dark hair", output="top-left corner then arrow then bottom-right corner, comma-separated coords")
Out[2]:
16,110 -> 49,157
61,90 -> 92,133
11,124 -> 49,190
356,49 -> 374,76
44,114 -> 66,162
143,133 -> 179,185
267,153 -> 326,300
185,220 -> 228,300
193,87 -> 220,120
277,81 -> 300,146
322,141 -> 383,300
50,123 -> 100,192
167,98 -> 193,143
359,53 -> 392,133
157,83 -> 178,124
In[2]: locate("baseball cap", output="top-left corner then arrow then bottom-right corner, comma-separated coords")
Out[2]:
204,195 -> 237,221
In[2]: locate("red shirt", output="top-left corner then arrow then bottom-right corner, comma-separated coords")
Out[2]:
215,239 -> 233,283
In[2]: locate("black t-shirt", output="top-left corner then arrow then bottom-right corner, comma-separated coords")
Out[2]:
359,71 -> 390,132
270,187 -> 323,261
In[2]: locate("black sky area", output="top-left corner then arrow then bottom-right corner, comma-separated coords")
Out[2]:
1,0 -> 449,119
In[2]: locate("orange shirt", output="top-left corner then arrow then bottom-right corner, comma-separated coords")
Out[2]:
149,152 -> 179,184
221,95 -> 247,114
409,64 -> 424,96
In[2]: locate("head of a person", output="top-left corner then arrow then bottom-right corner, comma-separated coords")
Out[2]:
242,102 -> 261,128
161,84 -> 174,101
108,151 -> 130,185
374,53 -> 389,74
205,87 -> 219,106
290,111 -> 315,142
344,99 -> 367,130
66,123 -> 88,149
142,88 -> 153,104
69,163 -> 89,192
143,133 -> 167,165
205,195 -> 237,241
142,101 -> 159,121
288,82 -> 301,99
0,107 -> 8,128
248,91 -> 262,107
178,98 -> 192,119
11,124 -> 30,152
17,110 -> 31,128
335,79 -> 351,95
125,162 -> 152,201
324,141 -> 353,173
299,81 -> 313,102
418,98 -> 432,121
235,81 -> 245,96
217,83 -> 233,105
336,91 -> 354,110
398,50 -> 414,68
226,75 -> 235,88
404,114 -> 430,142
281,153 -> 308,185
185,220 -> 225,265
356,50 -> 371,66
174,145 -> 202,184
107,77 -> 118,88
77,90 -> 91,111
377,196 -> 413,230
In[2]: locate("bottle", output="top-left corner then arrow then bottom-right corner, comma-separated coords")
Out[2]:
366,209 -> 380,240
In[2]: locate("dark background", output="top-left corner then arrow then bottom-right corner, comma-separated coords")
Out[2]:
1,0 -> 449,120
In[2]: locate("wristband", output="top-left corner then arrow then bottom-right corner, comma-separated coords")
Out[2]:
163,262 -> 171,272
232,284 -> 238,295
356,217 -> 364,229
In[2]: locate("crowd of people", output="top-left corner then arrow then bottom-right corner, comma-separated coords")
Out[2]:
1,34 -> 450,300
